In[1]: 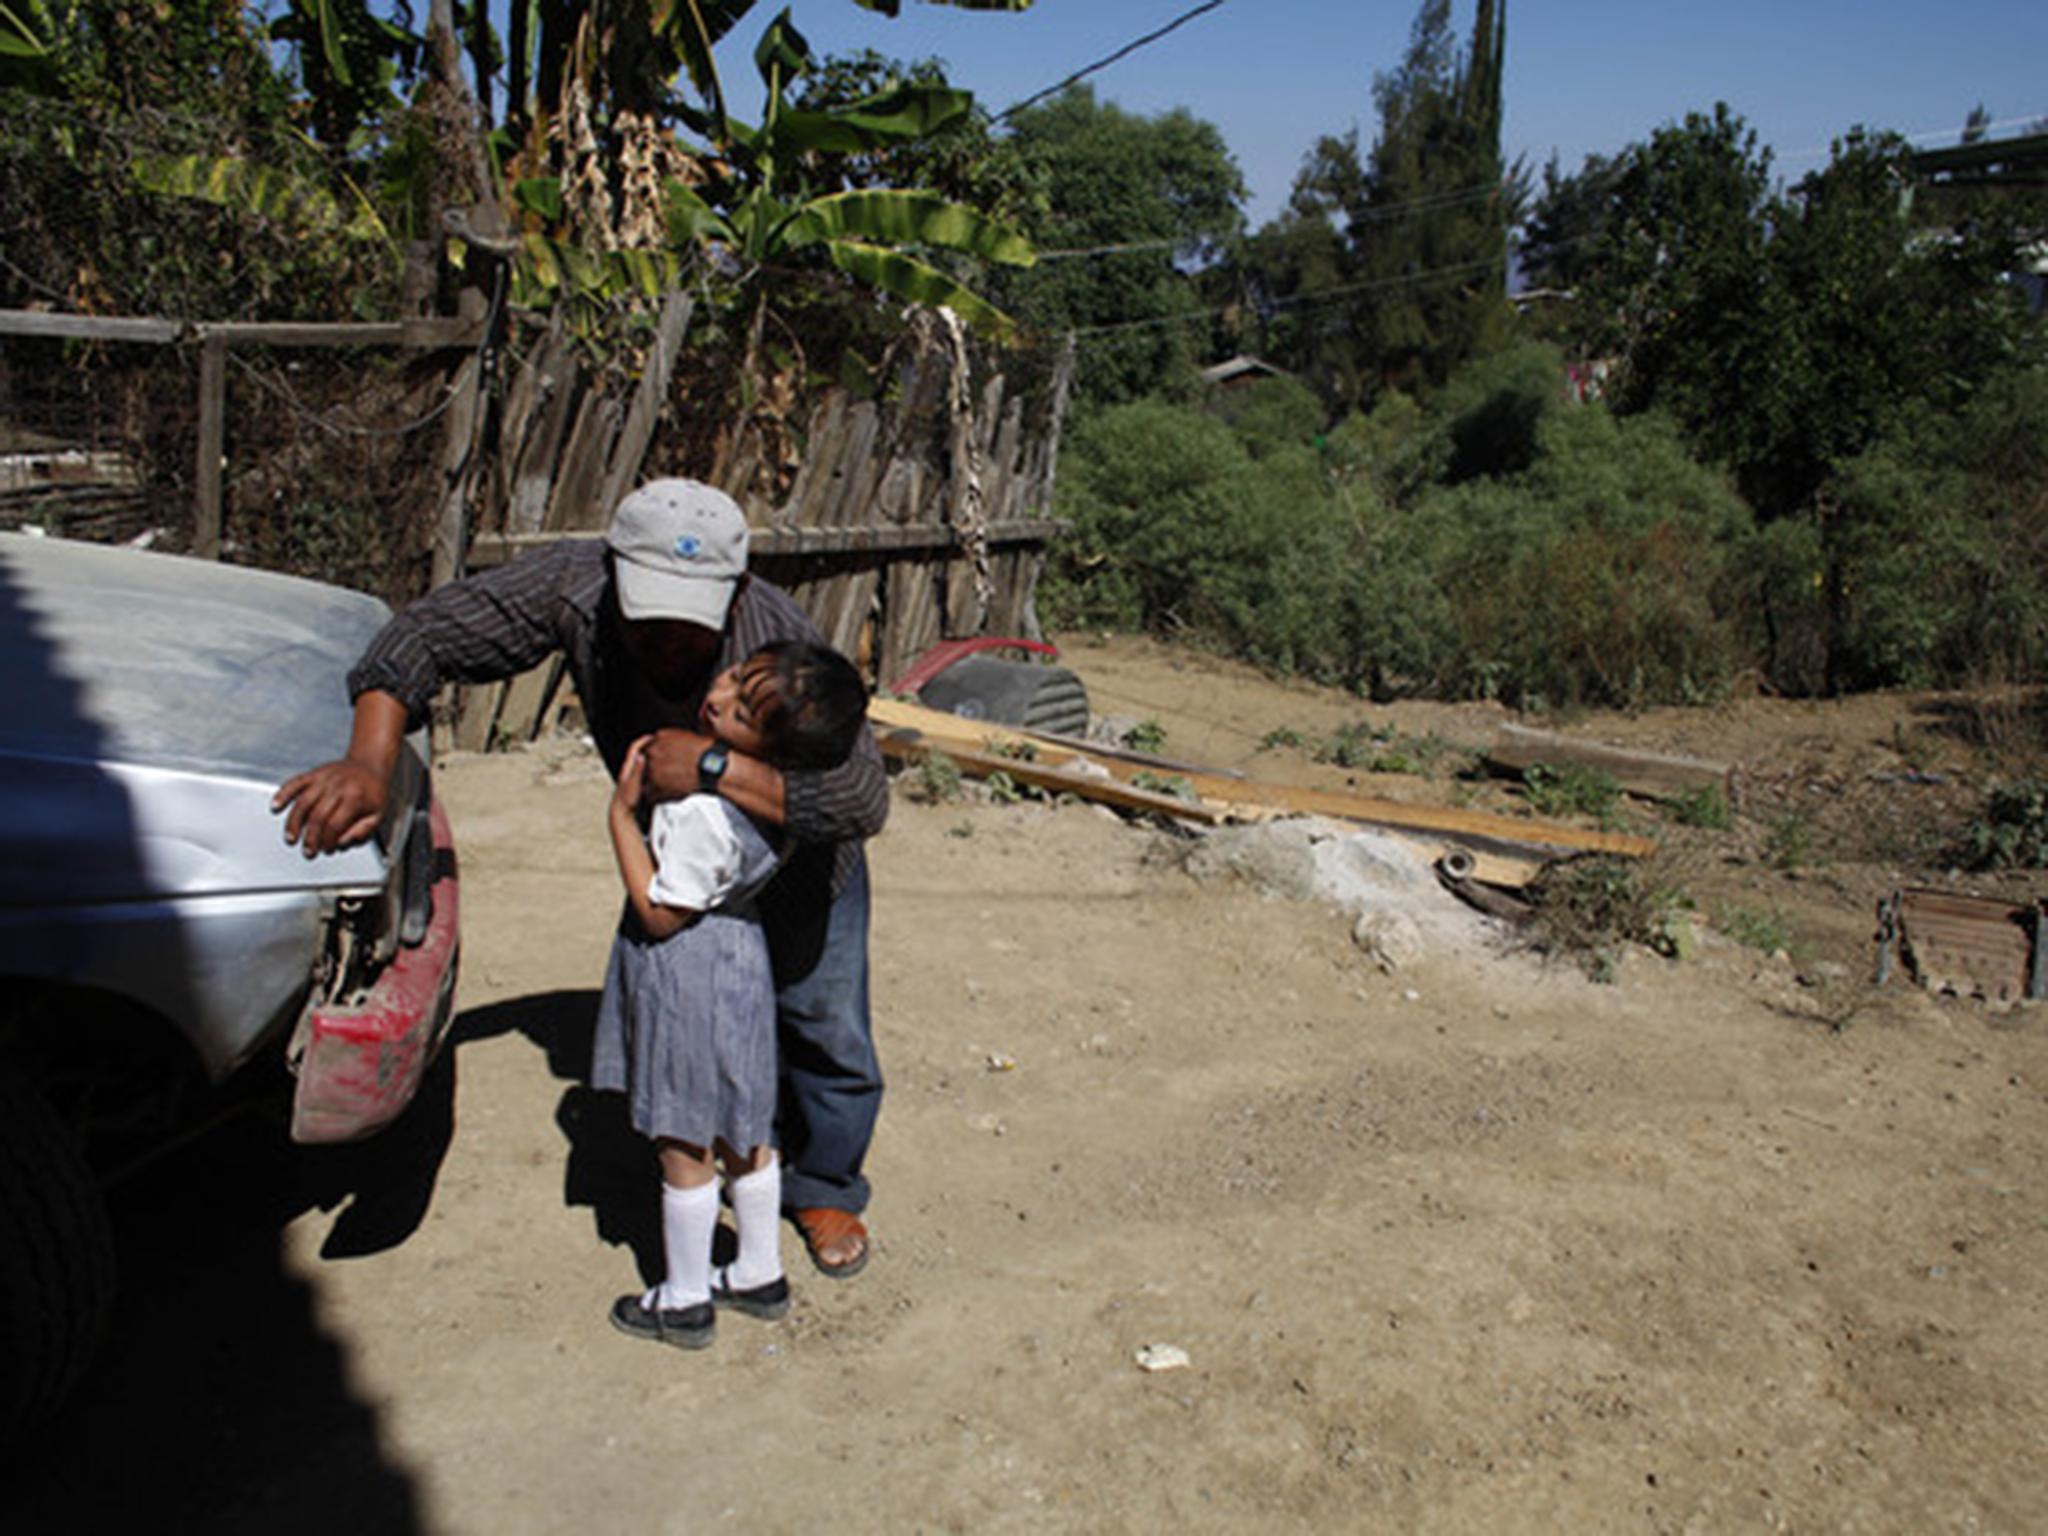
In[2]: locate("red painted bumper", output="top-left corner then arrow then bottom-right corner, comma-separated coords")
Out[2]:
291,798 -> 460,1145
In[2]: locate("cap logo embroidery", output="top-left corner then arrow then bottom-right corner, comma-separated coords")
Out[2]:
674,534 -> 703,559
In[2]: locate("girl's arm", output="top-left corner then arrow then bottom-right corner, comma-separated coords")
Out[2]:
610,737 -> 699,940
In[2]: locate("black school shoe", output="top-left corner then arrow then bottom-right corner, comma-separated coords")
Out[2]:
709,1269 -> 791,1320
609,1293 -> 715,1350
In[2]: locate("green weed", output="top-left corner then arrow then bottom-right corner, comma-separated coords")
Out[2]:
1527,856 -> 1692,982
1665,782 -> 1732,829
914,752 -> 964,803
1130,771 -> 1198,802
1717,904 -> 1797,955
1521,762 -> 1624,824
1763,813 -> 1815,871
1958,779 -> 2048,869
1124,719 -> 1168,754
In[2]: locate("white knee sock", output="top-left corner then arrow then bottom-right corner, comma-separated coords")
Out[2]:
651,1180 -> 719,1310
723,1155 -> 784,1291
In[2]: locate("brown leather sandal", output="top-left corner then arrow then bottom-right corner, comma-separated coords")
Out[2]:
793,1207 -> 870,1279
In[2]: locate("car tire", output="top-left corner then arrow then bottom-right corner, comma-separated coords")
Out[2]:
0,1064 -> 115,1444
917,656 -> 1092,737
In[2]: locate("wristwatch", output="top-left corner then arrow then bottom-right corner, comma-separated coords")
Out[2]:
697,741 -> 731,796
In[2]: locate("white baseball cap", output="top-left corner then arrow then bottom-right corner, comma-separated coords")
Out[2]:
604,479 -> 750,628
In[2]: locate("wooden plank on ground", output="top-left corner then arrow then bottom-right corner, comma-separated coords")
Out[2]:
1487,723 -> 1731,803
870,696 -> 1656,861
876,728 -> 1221,826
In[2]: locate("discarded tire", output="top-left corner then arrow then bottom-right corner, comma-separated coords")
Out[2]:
917,656 -> 1091,737
0,1065 -> 115,1444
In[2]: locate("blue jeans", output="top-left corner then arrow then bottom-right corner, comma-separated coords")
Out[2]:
769,854 -> 879,1213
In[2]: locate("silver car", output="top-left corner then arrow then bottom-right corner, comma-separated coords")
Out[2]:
0,532 -> 460,1439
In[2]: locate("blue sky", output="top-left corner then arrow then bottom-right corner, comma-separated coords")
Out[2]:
740,1 -> 2048,226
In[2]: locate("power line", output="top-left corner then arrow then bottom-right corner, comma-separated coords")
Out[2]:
998,1 -> 1228,122
1064,253 -> 1509,341
1777,111 -> 2048,166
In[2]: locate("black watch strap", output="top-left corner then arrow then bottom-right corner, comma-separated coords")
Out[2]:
698,741 -> 731,795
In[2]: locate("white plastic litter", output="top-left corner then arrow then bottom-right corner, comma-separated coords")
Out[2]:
1135,1343 -> 1191,1372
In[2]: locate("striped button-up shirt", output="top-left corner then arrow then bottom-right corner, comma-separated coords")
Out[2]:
348,538 -> 887,916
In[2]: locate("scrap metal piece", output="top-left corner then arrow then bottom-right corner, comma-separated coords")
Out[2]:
1886,887 -> 2045,1004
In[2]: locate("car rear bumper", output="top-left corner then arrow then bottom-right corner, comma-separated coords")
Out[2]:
290,798 -> 460,1144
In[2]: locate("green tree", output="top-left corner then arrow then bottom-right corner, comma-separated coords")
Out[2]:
1355,0 -> 1518,394
1513,148 -> 1623,350
0,1 -> 383,318
996,85 -> 1246,406
1241,0 -> 1520,413
1239,131 -> 1372,408
1575,104 -> 1790,500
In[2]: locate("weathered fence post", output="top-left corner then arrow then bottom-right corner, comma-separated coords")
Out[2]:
193,334 -> 226,560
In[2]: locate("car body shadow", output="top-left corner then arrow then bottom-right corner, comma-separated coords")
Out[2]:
0,1054 -> 459,1532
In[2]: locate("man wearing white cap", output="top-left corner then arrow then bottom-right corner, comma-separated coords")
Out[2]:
275,479 -> 889,1279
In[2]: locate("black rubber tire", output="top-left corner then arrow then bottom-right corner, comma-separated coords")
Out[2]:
917,656 -> 1092,737
0,1065 -> 115,1446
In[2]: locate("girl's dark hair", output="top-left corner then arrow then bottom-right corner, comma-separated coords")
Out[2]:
740,641 -> 869,771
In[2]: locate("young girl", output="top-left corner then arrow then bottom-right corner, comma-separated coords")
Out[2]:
593,640 -> 868,1351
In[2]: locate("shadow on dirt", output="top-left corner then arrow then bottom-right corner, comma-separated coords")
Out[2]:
451,990 -> 665,1286
0,1056 -> 459,1535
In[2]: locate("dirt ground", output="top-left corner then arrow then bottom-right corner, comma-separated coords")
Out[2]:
10,637 -> 2048,1534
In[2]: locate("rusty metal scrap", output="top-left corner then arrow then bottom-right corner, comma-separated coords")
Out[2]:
1876,887 -> 2048,1003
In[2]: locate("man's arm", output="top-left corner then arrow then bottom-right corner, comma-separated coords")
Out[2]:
345,543 -> 595,727
274,543 -> 596,854
642,724 -> 887,846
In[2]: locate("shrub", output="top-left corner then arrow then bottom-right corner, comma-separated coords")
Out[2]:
1044,397 -> 1357,677
1527,856 -> 1691,981
1665,782 -> 1733,829
1958,779 -> 2048,869
1820,365 -> 2048,693
1421,405 -> 1752,709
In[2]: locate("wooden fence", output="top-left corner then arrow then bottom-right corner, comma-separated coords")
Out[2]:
0,295 -> 1075,750
449,293 -> 1075,746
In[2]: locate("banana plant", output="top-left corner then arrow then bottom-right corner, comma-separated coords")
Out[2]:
514,4 -> 1033,334
0,1 -> 55,91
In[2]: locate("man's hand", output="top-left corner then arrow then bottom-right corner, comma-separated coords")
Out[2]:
273,689 -> 408,856
643,727 -> 715,802
273,758 -> 388,856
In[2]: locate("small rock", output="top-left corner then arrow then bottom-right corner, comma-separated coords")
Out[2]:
1135,1343 -> 1191,1372
1353,909 -> 1425,972
1403,988 -> 1421,1003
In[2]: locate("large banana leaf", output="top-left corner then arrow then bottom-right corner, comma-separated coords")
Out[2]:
0,0 -> 47,58
771,82 -> 973,155
132,153 -> 388,245
663,179 -> 739,246
753,6 -> 810,103
0,0 -> 57,92
514,233 -> 683,310
658,0 -> 758,144
777,190 -> 1033,267
818,239 -> 1019,338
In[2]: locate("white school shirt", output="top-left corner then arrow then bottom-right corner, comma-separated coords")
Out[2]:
644,795 -> 762,912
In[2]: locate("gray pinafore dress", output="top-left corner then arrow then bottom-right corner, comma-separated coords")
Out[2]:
591,795 -> 783,1149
